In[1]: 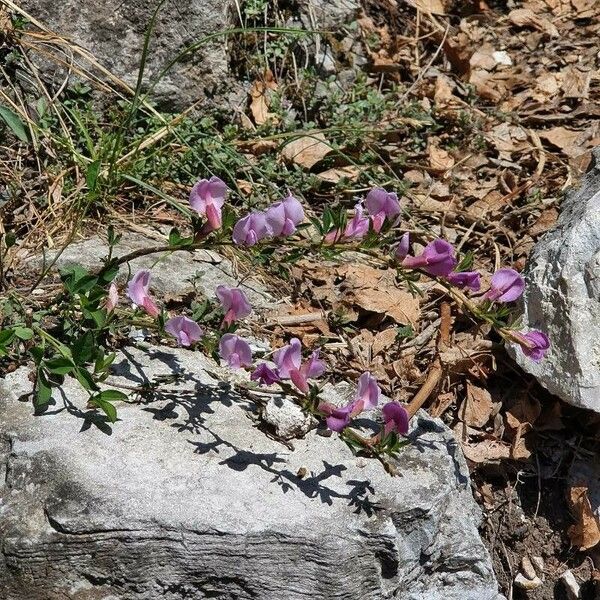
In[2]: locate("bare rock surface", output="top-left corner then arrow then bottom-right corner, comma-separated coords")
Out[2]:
509,149 -> 600,411
0,345 -> 502,599
20,0 -> 233,108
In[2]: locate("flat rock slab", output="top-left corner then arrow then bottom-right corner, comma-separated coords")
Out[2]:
0,345 -> 502,599
31,233 -> 273,309
509,149 -> 600,411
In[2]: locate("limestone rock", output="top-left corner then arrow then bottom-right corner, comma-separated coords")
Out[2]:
509,149 -> 600,411
0,345 -> 503,599
20,0 -> 233,109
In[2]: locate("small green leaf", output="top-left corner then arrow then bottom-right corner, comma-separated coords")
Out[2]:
0,105 -> 28,143
14,326 -> 34,341
90,395 -> 118,423
0,328 -> 15,346
3,231 -> 17,249
35,370 -> 52,406
86,159 -> 101,193
74,367 -> 98,391
96,389 -> 128,402
71,331 -> 95,364
44,357 -> 75,375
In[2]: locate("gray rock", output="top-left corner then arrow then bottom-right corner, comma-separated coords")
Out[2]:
31,233 -> 273,309
20,0 -> 233,109
0,345 -> 502,599
508,149 -> 600,411
262,395 -> 316,440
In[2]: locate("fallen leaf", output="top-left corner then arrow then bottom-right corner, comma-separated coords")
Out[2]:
539,126 -> 585,158
316,165 -> 360,183
372,328 -> 398,356
281,133 -> 332,169
460,382 -> 494,428
505,392 -> 541,431
529,208 -> 559,236
568,486 -> 600,550
462,437 -> 512,463
428,142 -> 455,172
337,264 -> 421,327
508,8 -> 559,37
411,0 -> 448,14
428,390 -> 456,418
561,65 -> 592,99
249,70 -> 279,125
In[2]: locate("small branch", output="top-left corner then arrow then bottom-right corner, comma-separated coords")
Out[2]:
406,357 -> 443,419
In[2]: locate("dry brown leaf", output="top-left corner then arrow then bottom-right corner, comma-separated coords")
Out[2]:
281,133 -> 332,169
411,0 -> 448,14
460,382 -> 494,428
561,65 -> 592,99
249,70 -> 278,125
316,166 -> 360,183
470,45 -> 498,71
568,486 -> 600,550
372,329 -> 398,356
469,191 -> 509,218
428,143 -> 455,172
428,391 -> 456,418
434,75 -> 456,105
529,208 -> 559,236
505,392 -> 541,430
337,264 -> 421,326
390,355 -> 421,383
508,8 -> 559,37
462,438 -> 512,463
539,126 -> 584,158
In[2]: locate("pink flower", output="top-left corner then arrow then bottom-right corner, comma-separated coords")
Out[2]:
352,372 -> 380,413
447,271 -> 481,291
126,270 -> 160,317
251,363 -> 281,385
319,372 -> 380,432
485,268 -> 525,303
219,334 -> 253,369
232,211 -> 269,246
382,402 -> 409,436
272,338 -> 325,393
365,187 -> 401,232
215,285 -> 252,326
402,239 -> 457,277
324,203 -> 370,243
189,176 -> 227,232
512,330 -> 550,362
106,283 -> 118,312
394,232 -> 410,260
165,316 -> 203,347
265,194 -> 304,236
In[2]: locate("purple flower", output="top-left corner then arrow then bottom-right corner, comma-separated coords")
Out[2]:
219,333 -> 253,369
126,270 -> 160,317
106,283 -> 118,312
320,403 -> 354,433
485,268 -> 525,303
189,176 -> 227,232
365,187 -> 401,232
447,271 -> 481,291
324,203 -> 370,243
402,239 -> 457,277
215,285 -> 252,326
272,338 -> 302,378
353,372 -> 380,413
382,402 -> 409,436
394,232 -> 410,260
265,194 -> 304,236
272,338 -> 325,393
251,363 -> 281,386
232,211 -> 270,246
165,316 -> 203,347
512,330 -> 550,362
319,371 -> 380,432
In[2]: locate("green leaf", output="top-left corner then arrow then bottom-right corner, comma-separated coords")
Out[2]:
14,326 -> 34,340
60,264 -> 98,295
0,328 -> 15,346
82,307 -> 106,329
44,356 -> 75,375
29,345 -> 45,364
0,105 -> 29,143
35,370 -> 52,406
96,389 -> 128,402
90,396 -> 118,423
94,351 -> 116,374
3,231 -> 16,249
71,331 -> 95,364
74,367 -> 99,391
86,159 -> 101,193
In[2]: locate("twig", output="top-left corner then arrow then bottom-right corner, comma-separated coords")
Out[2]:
406,357 -> 443,418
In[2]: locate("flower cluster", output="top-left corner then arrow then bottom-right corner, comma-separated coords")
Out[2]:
102,176 -> 550,454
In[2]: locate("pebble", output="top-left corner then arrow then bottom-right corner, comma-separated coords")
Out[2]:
514,573 -> 543,590
560,570 -> 581,600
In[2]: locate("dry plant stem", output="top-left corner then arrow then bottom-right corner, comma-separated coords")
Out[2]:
406,358 -> 443,419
